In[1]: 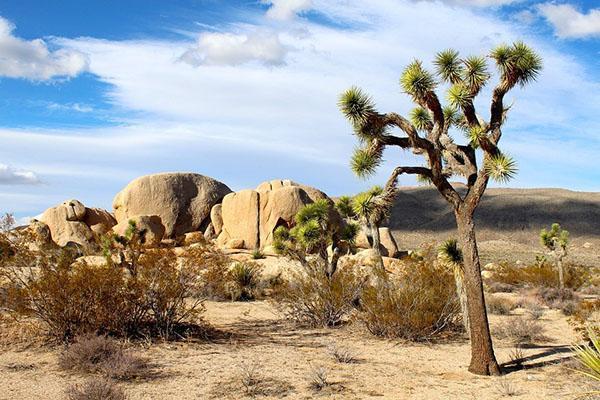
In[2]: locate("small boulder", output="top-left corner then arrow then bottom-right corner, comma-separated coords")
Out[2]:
183,231 -> 205,246
112,215 -> 166,246
226,238 -> 245,249
83,208 -> 117,235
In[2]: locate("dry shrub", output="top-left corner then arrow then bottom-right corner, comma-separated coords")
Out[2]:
273,261 -> 364,328
1,233 -> 210,341
359,255 -> 461,341
494,316 -> 545,343
211,362 -> 294,399
490,261 -> 590,290
309,366 -> 330,392
486,295 -> 517,315
327,343 -> 358,364
226,262 -> 261,301
66,378 -> 127,400
570,299 -> 600,339
59,335 -> 148,380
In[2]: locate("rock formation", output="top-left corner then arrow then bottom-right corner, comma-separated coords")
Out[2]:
215,179 -> 339,250
113,173 -> 231,238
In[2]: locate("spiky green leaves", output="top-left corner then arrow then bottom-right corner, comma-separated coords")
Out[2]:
335,196 -> 356,219
571,329 -> 600,382
540,223 -> 569,251
351,147 -> 382,179
442,106 -> 461,128
491,41 -> 542,88
447,84 -> 473,109
463,56 -> 490,94
483,153 -> 517,183
410,107 -> 433,132
295,199 -> 330,226
400,60 -> 437,102
339,86 -> 376,125
466,125 -> 487,147
340,222 -> 359,243
438,238 -> 463,266
434,49 -> 463,84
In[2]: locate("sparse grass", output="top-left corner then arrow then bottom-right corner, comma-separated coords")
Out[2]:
494,377 -> 520,397
210,362 -> 294,399
251,249 -> 265,260
58,335 -> 148,380
494,316 -> 545,343
508,344 -> 525,369
65,378 -> 128,400
327,343 -> 358,364
309,366 -> 330,392
487,295 -> 517,315
274,262 -> 363,328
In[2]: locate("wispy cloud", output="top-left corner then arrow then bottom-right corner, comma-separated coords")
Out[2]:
47,102 -> 94,113
0,16 -> 88,80
538,3 -> 600,39
0,164 -> 41,185
264,0 -> 313,20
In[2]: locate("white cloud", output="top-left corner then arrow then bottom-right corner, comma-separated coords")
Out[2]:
0,16 -> 88,80
265,0 -> 313,20
538,3 -> 600,38
417,0 -> 521,7
0,164 -> 40,185
179,30 -> 288,66
47,102 -> 94,113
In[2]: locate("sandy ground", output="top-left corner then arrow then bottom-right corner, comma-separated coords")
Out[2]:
1,300 -> 598,400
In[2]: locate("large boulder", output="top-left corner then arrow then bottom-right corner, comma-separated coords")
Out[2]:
113,173 -> 231,238
355,226 -> 400,258
40,200 -> 115,247
112,215 -> 166,247
216,179 -> 337,250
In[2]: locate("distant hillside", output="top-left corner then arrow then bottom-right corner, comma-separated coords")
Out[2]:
387,186 -> 600,265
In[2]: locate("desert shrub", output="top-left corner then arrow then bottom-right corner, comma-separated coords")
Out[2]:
490,261 -> 590,290
570,299 -> 600,339
358,256 -> 461,341
494,316 -> 545,343
519,299 -> 545,319
308,367 -> 330,392
274,262 -> 363,328
59,335 -> 148,380
251,249 -> 265,260
572,329 -> 600,384
66,379 -> 128,400
1,229 -> 210,341
226,262 -> 261,301
327,343 -> 358,363
486,295 -> 517,315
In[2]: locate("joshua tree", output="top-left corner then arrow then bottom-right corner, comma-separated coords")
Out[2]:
352,186 -> 396,272
339,42 -> 542,375
438,238 -> 469,334
540,223 -> 569,289
273,199 -> 358,278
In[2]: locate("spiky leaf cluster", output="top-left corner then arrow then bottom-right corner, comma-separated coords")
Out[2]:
400,60 -> 437,101
351,147 -> 382,179
339,86 -> 376,126
434,49 -> 463,84
463,56 -> 490,94
483,153 -> 517,183
410,107 -> 433,132
447,83 -> 473,109
491,41 -> 542,88
438,238 -> 463,266
335,196 -> 356,219
540,223 -> 569,252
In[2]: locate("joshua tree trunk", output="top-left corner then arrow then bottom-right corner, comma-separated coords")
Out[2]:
557,255 -> 565,290
456,209 -> 500,376
369,222 -> 385,273
453,265 -> 470,335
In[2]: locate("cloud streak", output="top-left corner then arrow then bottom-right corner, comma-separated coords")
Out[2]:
0,164 -> 41,185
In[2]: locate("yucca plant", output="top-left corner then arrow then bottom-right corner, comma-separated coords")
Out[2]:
438,239 -> 469,334
339,42 -> 542,376
572,329 -> 600,397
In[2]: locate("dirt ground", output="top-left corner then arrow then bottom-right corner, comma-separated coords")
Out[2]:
1,299 -> 598,400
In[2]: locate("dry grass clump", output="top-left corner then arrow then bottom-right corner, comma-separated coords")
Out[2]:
210,362 -> 294,399
359,255 -> 462,341
486,295 -> 517,315
494,316 -> 545,343
274,262 -> 364,328
493,377 -> 520,397
490,261 -> 590,290
309,366 -> 330,392
58,335 -> 148,380
327,343 -> 359,364
65,378 -> 128,400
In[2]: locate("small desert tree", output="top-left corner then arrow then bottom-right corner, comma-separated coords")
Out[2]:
540,223 -> 569,290
273,199 -> 358,278
339,42 -> 542,375
352,186 -> 396,272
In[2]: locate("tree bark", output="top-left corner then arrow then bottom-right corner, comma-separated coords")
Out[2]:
557,256 -> 565,290
456,209 -> 501,376
453,266 -> 470,335
369,222 -> 385,273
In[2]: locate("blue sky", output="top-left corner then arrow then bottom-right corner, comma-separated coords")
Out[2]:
0,0 -> 599,223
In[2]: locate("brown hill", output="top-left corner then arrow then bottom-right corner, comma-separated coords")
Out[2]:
387,186 -> 600,266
